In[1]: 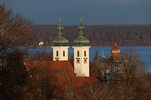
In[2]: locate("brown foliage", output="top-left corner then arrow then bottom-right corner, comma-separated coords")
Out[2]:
32,50 -> 53,61
0,3 -> 35,48
29,63 -> 56,99
90,62 -> 102,77
0,3 -> 35,100
32,25 -> 151,46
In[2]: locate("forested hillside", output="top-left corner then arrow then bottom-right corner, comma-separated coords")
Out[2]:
32,25 -> 151,46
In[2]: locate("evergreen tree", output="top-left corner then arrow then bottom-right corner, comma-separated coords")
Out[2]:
90,51 -> 105,78
93,51 -> 99,60
93,51 -> 100,64
2,48 -> 30,100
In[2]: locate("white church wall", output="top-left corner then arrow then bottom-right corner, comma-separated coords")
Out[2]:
72,46 -> 90,77
52,46 -> 69,61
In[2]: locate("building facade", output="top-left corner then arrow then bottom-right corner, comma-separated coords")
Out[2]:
52,19 -> 90,77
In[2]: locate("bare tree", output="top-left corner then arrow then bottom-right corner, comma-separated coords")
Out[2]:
0,3 -> 35,100
0,3 -> 35,66
28,62 -> 54,100
78,81 -> 116,100
109,49 -> 150,100
81,49 -> 150,100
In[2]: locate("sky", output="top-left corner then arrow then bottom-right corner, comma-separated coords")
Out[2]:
0,0 -> 151,25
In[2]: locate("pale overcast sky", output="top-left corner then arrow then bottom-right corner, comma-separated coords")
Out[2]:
0,0 -> 151,25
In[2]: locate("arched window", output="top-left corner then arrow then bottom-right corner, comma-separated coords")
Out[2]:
56,51 -> 58,56
84,51 -> 86,57
77,51 -> 79,57
63,51 -> 65,57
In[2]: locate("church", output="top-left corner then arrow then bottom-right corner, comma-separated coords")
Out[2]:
51,18 -> 90,77
25,18 -> 125,99
25,19 -> 100,99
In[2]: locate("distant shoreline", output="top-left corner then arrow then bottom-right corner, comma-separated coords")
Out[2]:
32,25 -> 151,46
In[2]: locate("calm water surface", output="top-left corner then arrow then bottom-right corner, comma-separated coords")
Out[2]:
70,46 -> 151,71
32,46 -> 151,71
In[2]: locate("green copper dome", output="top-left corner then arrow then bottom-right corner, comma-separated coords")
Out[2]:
53,20 -> 68,46
73,20 -> 90,46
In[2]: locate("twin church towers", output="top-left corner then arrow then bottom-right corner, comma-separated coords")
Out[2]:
51,18 -> 90,77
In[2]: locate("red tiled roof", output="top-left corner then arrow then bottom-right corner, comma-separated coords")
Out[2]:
52,76 -> 101,99
24,60 -> 75,78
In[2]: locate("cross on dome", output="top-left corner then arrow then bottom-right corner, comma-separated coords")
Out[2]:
60,17 -> 61,23
80,16 -> 82,23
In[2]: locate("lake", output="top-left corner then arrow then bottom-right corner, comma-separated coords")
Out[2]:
31,46 -> 151,71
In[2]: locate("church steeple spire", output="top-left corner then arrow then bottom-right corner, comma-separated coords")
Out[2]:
78,17 -> 84,36
52,18 -> 69,61
80,16 -> 83,25
73,17 -> 90,46
57,17 -> 63,37
52,17 -> 68,46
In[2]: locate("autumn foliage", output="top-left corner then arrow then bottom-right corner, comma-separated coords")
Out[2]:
32,25 -> 151,46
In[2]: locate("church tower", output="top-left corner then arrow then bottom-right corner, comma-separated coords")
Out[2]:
72,18 -> 90,77
52,18 -> 69,61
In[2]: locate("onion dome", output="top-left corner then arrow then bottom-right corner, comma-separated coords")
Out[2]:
53,18 -> 68,46
111,42 -> 120,55
73,18 -> 90,46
